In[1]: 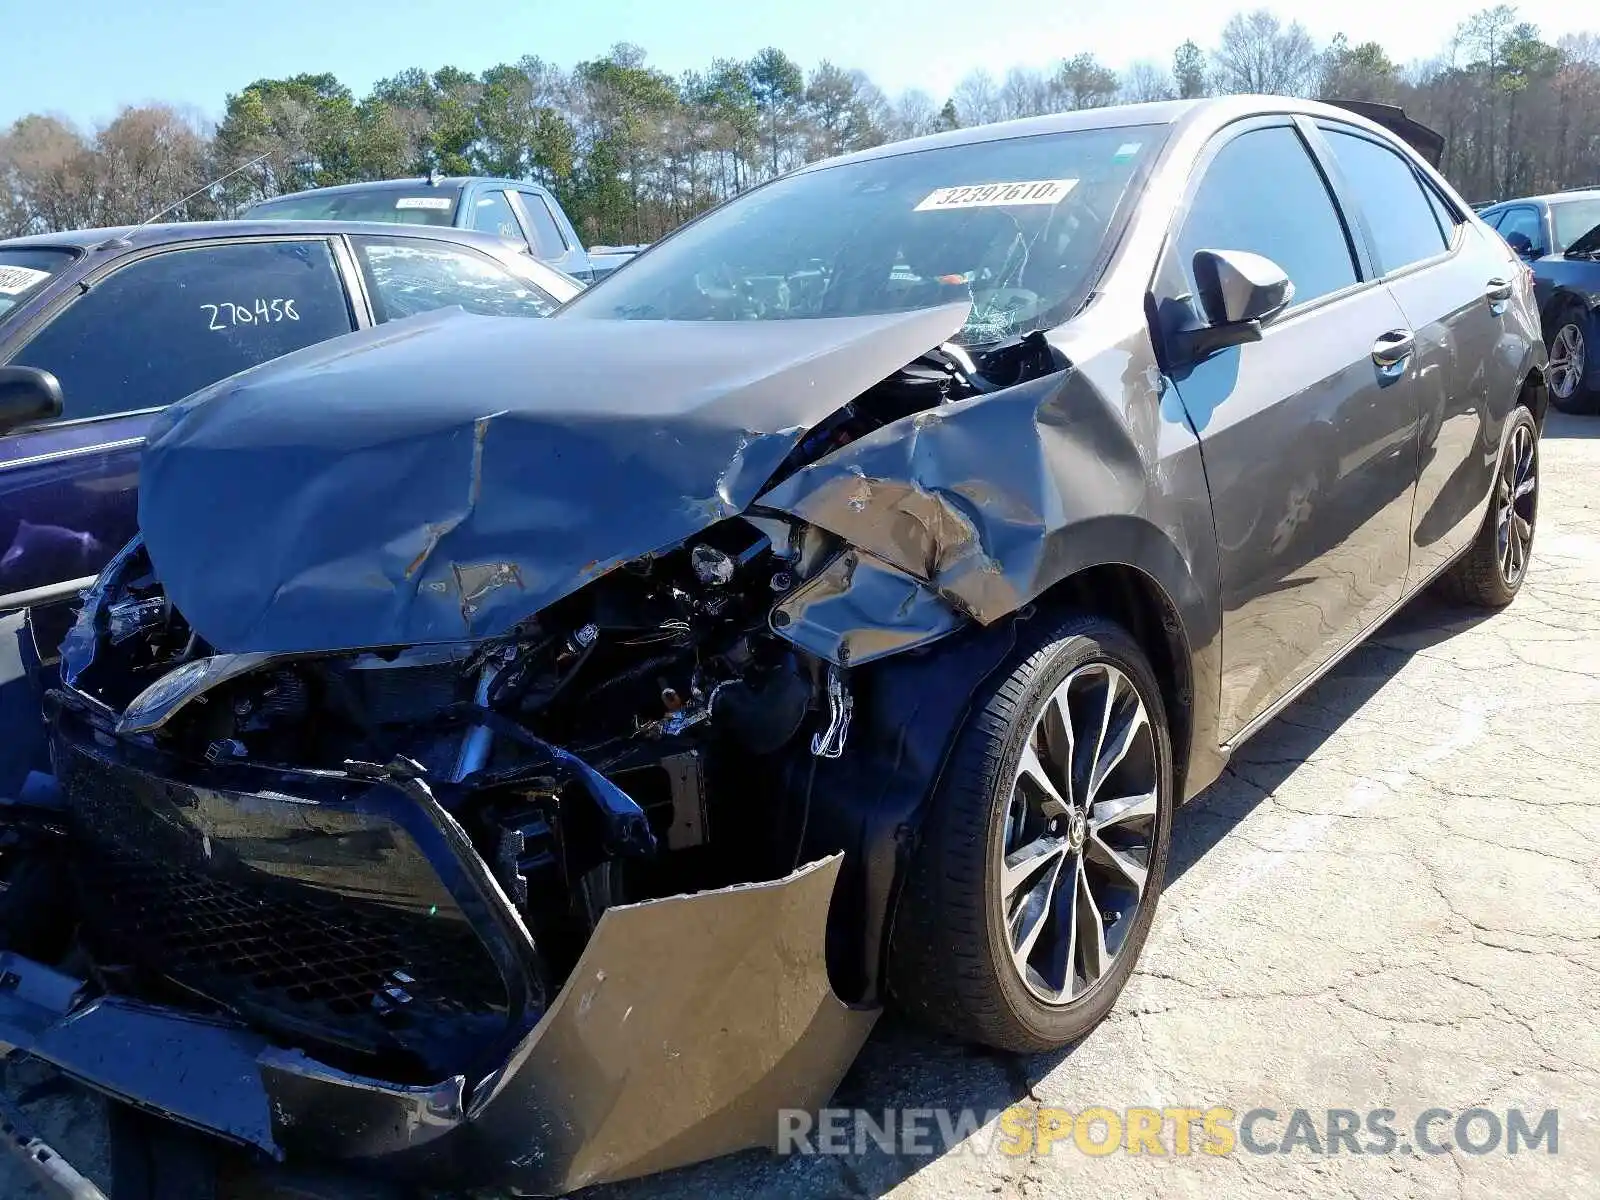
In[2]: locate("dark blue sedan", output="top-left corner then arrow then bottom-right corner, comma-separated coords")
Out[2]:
1479,190 -> 1600,413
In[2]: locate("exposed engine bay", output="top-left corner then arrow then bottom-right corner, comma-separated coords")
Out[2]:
63,517 -> 835,1012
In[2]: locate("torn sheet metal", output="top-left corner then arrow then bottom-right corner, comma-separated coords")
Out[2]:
372,852 -> 875,1194
769,547 -> 965,667
0,857 -> 877,1197
138,304 -> 969,655
757,367 -> 1147,623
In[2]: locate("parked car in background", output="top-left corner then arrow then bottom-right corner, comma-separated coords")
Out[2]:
0,221 -> 579,621
1478,189 -> 1600,412
0,95 -> 1545,1198
242,176 -> 599,281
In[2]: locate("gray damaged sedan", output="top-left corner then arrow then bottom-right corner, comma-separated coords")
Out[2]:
0,95 -> 1545,1197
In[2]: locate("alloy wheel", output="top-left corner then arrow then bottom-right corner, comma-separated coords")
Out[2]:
1496,421 -> 1537,587
998,662 -> 1159,1006
1548,322 -> 1585,401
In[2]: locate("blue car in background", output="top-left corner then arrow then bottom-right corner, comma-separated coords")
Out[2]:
243,176 -> 603,281
1479,189 -> 1600,413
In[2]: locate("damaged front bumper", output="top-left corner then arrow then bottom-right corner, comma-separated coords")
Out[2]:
9,714 -> 877,1195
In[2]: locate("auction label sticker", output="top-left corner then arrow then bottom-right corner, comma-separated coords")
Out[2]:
0,265 -> 49,295
395,196 -> 454,210
914,179 -> 1078,211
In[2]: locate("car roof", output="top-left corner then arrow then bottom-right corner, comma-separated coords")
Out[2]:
797,95 -> 1437,175
1486,189 -> 1600,211
0,219 -> 531,255
252,177 -> 537,203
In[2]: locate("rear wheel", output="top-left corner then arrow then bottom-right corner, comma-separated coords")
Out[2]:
887,614 -> 1173,1053
1546,311 -> 1599,414
1438,407 -> 1539,609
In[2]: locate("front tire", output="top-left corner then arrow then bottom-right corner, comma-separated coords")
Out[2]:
887,614 -> 1173,1053
1438,407 -> 1539,609
1545,310 -> 1598,414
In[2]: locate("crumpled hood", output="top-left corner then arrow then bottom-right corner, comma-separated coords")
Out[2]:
139,304 -> 968,654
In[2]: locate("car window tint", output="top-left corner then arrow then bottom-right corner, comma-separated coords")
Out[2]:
353,238 -> 559,322
1496,207 -> 1544,255
1177,126 -> 1357,309
12,240 -> 352,422
468,190 -> 524,243
1321,128 -> 1447,272
516,192 -> 568,259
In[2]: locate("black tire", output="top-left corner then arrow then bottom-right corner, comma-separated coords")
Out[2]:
886,613 -> 1174,1054
1544,308 -> 1600,415
1438,407 -> 1540,609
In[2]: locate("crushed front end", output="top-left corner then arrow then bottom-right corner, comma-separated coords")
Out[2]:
7,524 -> 895,1193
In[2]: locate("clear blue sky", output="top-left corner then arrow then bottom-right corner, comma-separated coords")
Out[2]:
2,0 -> 1593,129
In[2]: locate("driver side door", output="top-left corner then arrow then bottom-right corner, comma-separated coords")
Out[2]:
1155,119 -> 1423,740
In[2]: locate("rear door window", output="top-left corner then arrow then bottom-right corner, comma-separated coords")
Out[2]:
1320,127 -> 1449,272
352,237 -> 560,322
512,191 -> 569,259
9,239 -> 354,421
467,189 -> 525,243
1175,125 -> 1359,309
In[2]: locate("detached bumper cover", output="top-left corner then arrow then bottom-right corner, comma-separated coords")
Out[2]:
0,855 -> 876,1194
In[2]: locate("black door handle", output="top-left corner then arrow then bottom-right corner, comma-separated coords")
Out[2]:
1486,278 -> 1514,306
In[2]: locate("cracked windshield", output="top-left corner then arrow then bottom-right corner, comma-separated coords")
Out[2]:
566,126 -> 1156,345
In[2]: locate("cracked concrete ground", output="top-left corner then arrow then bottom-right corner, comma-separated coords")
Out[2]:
2,413 -> 1596,1199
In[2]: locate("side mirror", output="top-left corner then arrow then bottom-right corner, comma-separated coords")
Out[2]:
0,366 -> 64,435
1194,248 -> 1294,326
1174,249 -> 1295,360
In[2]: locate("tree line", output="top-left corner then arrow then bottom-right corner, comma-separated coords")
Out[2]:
3,4 -> 1597,245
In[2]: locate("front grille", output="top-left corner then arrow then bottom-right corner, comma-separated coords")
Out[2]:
60,738 -> 517,1079
90,851 -> 507,1020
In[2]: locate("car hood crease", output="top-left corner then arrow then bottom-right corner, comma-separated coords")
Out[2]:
138,303 -> 970,654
